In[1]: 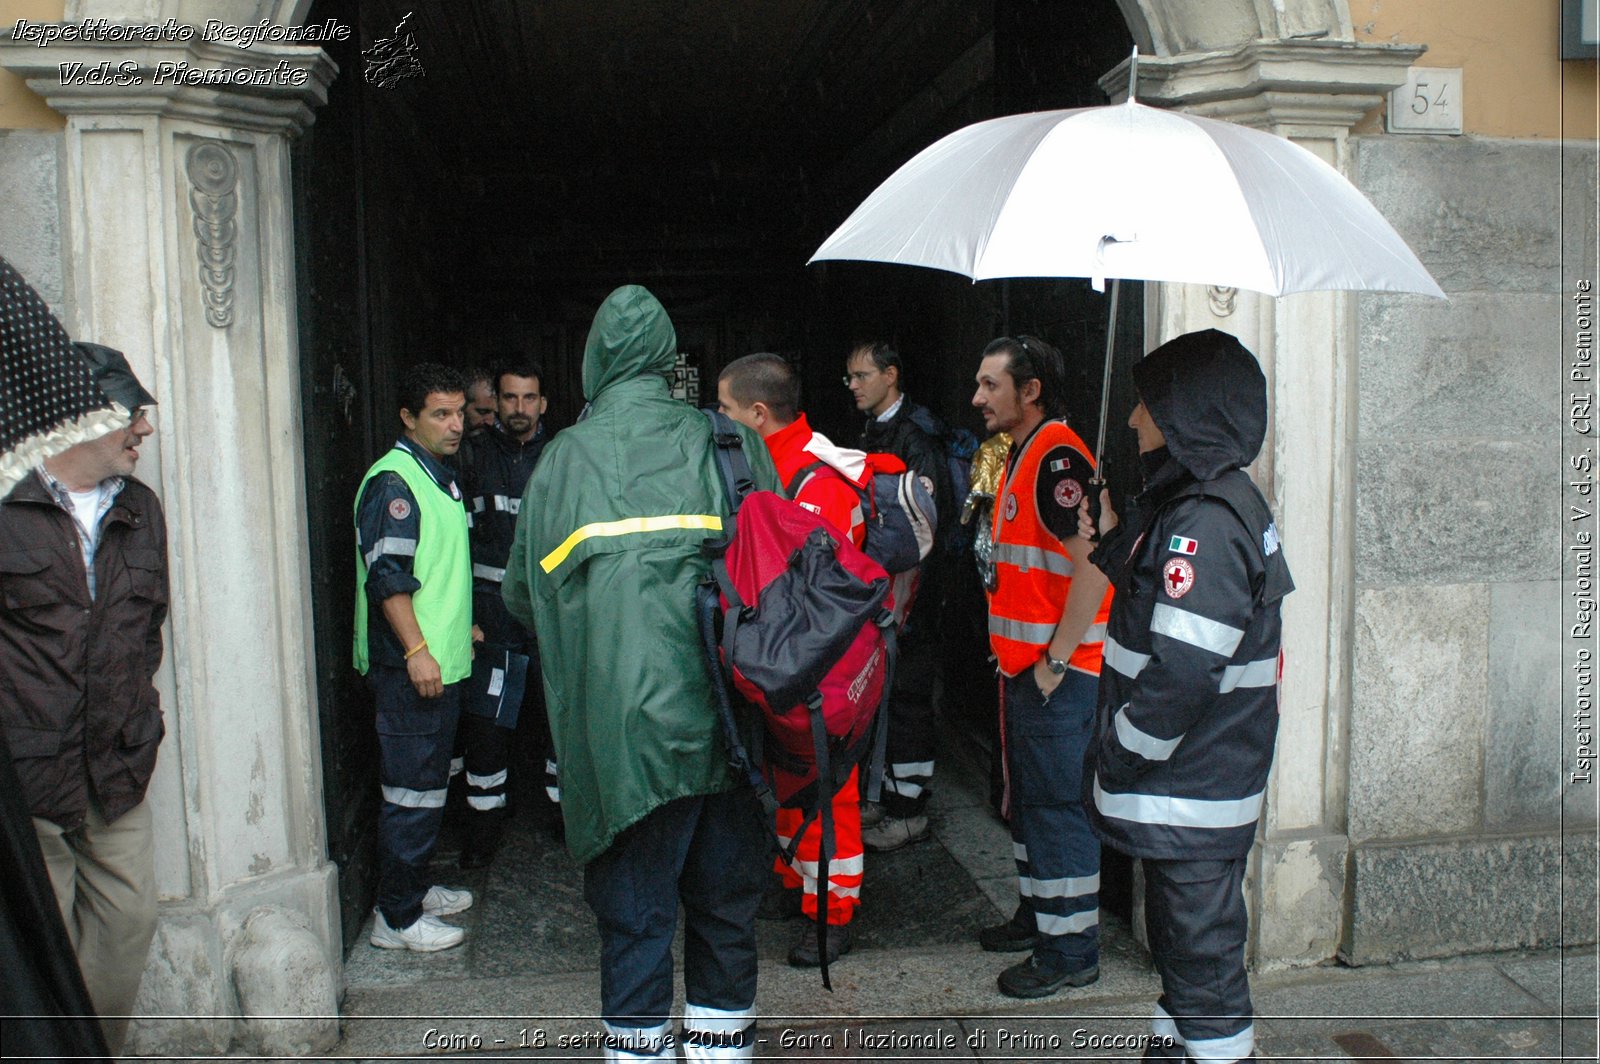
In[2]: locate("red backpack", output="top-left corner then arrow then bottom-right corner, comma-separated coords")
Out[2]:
696,411 -> 897,987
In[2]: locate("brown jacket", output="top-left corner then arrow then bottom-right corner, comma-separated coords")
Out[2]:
0,472 -> 168,828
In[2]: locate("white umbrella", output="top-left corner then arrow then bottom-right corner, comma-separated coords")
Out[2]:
810,97 -> 1445,299
810,56 -> 1446,475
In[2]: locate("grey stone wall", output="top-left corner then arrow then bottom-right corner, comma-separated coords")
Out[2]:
1348,135 -> 1596,963
0,130 -> 65,308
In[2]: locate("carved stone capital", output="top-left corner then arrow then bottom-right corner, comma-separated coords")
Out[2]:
0,32 -> 336,136
1100,38 -> 1427,134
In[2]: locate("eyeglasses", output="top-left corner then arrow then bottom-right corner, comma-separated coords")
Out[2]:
842,370 -> 878,386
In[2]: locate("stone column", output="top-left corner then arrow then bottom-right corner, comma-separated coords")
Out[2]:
0,12 -> 340,1057
1100,39 -> 1424,968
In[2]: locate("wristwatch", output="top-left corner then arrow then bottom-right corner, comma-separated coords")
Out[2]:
1043,652 -> 1068,675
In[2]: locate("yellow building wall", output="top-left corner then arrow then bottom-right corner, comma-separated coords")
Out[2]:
2,1 -> 1595,138
1352,0 -> 1597,139
0,0 -> 65,129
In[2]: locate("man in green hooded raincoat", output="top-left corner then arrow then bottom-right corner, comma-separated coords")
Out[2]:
502,285 -> 778,1062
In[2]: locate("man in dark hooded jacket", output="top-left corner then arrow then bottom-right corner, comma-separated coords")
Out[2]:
502,285 -> 779,1062
1080,330 -> 1293,1064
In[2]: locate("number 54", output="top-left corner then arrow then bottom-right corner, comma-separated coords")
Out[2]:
1411,81 -> 1449,115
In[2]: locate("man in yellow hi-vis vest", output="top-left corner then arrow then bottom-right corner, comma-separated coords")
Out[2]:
354,362 -> 478,953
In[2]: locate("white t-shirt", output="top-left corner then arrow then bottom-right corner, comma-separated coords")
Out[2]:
67,483 -> 106,550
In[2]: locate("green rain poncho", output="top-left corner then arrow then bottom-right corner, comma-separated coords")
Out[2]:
501,285 -> 778,864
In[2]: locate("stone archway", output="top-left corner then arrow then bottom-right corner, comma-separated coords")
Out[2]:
0,0 -> 1430,1052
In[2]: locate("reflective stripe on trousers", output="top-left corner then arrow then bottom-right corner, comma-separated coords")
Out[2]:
371,665 -> 462,930
774,768 -> 863,923
1003,670 -> 1100,966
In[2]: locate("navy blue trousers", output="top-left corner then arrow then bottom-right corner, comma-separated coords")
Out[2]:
370,665 -> 461,929
1003,668 -> 1100,968
583,789 -> 767,1043
1141,857 -> 1255,1062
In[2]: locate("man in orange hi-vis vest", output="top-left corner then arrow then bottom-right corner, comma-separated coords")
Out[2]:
971,334 -> 1112,999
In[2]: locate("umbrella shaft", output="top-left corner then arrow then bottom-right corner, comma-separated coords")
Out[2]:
1093,278 -> 1120,472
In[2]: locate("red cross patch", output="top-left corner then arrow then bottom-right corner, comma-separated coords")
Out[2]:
388,498 -> 412,521
1054,478 -> 1083,508
1162,557 -> 1195,598
1004,492 -> 1018,521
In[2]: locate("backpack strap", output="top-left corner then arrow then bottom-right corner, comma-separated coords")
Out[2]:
808,690 -> 837,992
695,581 -> 766,795
702,408 -> 757,516
860,611 -> 898,804
783,459 -> 827,500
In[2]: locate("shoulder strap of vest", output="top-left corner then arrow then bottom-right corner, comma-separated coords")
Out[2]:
702,409 -> 757,516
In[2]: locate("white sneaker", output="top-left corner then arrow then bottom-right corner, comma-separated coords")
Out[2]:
422,884 -> 474,916
862,813 -> 931,853
369,909 -> 465,952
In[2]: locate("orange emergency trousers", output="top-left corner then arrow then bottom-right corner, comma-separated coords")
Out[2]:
767,418 -> 869,925
987,420 -> 1112,677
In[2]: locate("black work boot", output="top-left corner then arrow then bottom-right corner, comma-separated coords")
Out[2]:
757,876 -> 803,921
787,918 -> 853,967
459,811 -> 506,870
978,901 -> 1040,952
996,952 -> 1099,999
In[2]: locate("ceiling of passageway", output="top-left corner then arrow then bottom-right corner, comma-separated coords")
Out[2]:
344,0 -> 1136,300
371,0 -> 987,160
363,0 -> 992,219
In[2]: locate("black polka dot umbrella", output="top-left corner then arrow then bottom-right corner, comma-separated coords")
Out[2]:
0,254 -> 128,497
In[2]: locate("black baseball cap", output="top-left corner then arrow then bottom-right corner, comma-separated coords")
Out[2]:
73,342 -> 157,412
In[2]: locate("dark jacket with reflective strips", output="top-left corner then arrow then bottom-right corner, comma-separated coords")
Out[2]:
859,397 -> 953,540
1086,469 -> 1291,859
0,473 -> 168,828
1084,328 -> 1293,861
464,422 -> 547,588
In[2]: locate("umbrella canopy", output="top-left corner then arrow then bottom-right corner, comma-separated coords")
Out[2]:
0,255 -> 128,498
810,99 -> 1445,300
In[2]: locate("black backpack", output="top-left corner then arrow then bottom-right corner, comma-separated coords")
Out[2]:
908,405 -> 980,556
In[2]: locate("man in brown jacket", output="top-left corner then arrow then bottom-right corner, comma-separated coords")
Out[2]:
0,343 -> 168,1053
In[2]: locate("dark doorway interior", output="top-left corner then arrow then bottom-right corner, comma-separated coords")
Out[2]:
293,0 -> 1140,946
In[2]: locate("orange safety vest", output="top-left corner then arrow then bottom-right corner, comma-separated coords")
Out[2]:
986,420 -> 1112,677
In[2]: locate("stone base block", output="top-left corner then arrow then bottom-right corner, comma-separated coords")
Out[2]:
1254,832 -> 1347,969
127,861 -> 340,1056
129,911 -> 235,1056
232,906 -> 340,1056
1345,831 -> 1597,965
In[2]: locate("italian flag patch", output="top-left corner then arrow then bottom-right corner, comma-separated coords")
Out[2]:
1168,535 -> 1198,555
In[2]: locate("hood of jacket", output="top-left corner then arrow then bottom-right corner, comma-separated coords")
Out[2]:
582,284 -> 678,401
1131,329 -> 1266,483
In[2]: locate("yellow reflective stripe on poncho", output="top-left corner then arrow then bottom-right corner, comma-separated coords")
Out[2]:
539,513 -> 723,573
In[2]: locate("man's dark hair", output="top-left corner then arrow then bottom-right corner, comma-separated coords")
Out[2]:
462,366 -> 493,393
850,340 -> 902,380
400,362 -> 466,416
494,361 -> 545,396
982,334 -> 1069,421
720,352 -> 799,424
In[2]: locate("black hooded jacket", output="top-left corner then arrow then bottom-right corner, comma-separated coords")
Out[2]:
1085,330 -> 1294,861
